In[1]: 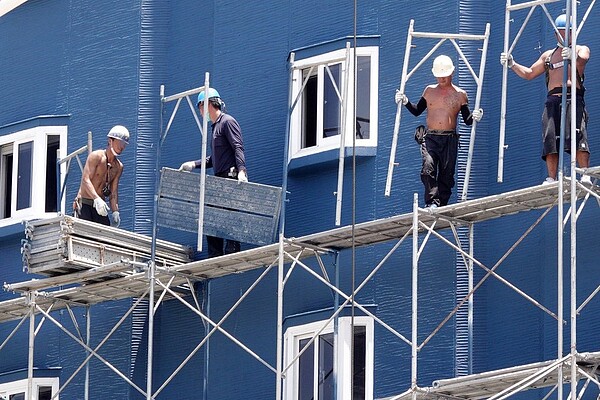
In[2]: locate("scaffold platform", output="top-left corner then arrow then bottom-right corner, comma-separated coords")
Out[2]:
2,177 -> 599,324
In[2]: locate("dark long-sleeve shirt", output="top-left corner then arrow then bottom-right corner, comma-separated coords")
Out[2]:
194,113 -> 246,176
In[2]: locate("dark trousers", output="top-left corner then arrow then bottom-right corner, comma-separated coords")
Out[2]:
79,202 -> 110,226
207,236 -> 240,258
420,133 -> 458,207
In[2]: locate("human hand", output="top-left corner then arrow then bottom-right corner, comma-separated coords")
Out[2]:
93,197 -> 110,217
561,46 -> 571,60
179,161 -> 195,172
73,197 -> 81,212
395,90 -> 408,105
112,211 -> 120,227
472,108 -> 483,122
237,169 -> 248,183
500,52 -> 514,68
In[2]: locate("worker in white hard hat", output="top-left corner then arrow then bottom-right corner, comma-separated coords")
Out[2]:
179,88 -> 248,257
395,55 -> 483,209
73,125 -> 130,227
500,14 -> 591,185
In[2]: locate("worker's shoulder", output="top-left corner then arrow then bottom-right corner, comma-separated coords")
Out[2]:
87,149 -> 105,162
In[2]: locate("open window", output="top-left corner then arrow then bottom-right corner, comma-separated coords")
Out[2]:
284,316 -> 374,400
289,45 -> 379,161
0,377 -> 59,400
0,126 -> 66,228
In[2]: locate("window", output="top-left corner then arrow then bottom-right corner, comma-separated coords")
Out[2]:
0,126 -> 66,227
290,46 -> 379,160
0,378 -> 59,400
284,316 -> 374,400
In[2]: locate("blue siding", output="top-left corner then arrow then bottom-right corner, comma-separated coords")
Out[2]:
0,0 -> 599,399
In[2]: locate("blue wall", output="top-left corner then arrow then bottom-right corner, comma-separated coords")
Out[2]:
0,0 -> 599,399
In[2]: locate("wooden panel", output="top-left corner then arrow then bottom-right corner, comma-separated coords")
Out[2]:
157,168 -> 282,245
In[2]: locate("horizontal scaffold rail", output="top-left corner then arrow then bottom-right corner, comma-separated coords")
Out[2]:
1,177 -> 599,324
381,352 -> 600,400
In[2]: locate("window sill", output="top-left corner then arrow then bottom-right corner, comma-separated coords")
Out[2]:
288,146 -> 376,173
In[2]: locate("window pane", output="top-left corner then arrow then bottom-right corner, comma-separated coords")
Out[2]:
302,71 -> 318,148
353,326 -> 367,399
356,56 -> 371,140
45,135 -> 60,212
1,149 -> 13,219
9,393 -> 24,400
38,386 -> 52,400
323,63 -> 341,138
318,333 -> 334,400
298,338 -> 314,400
16,141 -> 33,210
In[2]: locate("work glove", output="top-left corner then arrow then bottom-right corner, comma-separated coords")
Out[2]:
561,46 -> 571,60
237,169 -> 248,183
395,90 -> 408,105
472,108 -> 484,122
500,52 -> 514,68
93,197 -> 110,217
179,161 -> 196,172
111,211 -> 120,228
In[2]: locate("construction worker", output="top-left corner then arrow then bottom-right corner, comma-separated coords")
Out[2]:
395,55 -> 483,209
179,88 -> 248,257
73,125 -> 129,227
500,14 -> 591,185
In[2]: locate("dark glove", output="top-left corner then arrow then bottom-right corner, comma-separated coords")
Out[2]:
414,125 -> 426,144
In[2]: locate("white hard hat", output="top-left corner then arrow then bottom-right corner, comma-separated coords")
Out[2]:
107,125 -> 130,145
432,55 -> 455,78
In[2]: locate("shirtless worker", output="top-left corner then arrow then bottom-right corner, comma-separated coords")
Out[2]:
73,125 -> 129,227
501,14 -> 591,185
395,55 -> 483,208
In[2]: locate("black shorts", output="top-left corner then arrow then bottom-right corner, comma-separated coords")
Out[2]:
541,94 -> 590,160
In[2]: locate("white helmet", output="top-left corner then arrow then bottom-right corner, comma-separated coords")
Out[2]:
432,55 -> 455,78
107,125 -> 130,145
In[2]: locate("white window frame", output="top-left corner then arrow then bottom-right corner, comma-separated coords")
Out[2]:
0,126 -> 67,227
0,377 -> 59,400
289,46 -> 379,160
283,316 -> 374,400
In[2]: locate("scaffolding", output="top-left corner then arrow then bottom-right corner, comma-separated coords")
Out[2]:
2,1 -> 600,398
1,173 -> 600,399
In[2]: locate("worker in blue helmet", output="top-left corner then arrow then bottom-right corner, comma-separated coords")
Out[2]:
74,125 -> 130,227
500,14 -> 592,185
179,87 -> 248,257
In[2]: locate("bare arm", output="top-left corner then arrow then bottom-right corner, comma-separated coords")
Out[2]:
108,163 -> 123,212
510,51 -> 550,80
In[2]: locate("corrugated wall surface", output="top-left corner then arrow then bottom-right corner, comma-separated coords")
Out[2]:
0,0 -> 599,399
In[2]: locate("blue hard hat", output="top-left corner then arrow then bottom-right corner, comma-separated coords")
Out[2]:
555,14 -> 569,30
197,88 -> 220,106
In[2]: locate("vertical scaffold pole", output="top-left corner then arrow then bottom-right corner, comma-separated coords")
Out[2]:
461,23 -> 491,201
276,233 -> 285,400
85,306 -> 90,400
498,0 -> 512,183
568,2 -> 578,400
196,74 -> 210,252
335,42 -> 352,226
27,294 -> 35,400
385,20 -> 414,197
411,193 -> 419,400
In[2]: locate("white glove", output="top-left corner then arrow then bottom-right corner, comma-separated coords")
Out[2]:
500,52 -> 514,68
395,90 -> 408,105
472,108 -> 483,122
111,211 -> 120,227
93,197 -> 110,217
179,161 -> 196,172
561,46 -> 571,60
237,169 -> 248,183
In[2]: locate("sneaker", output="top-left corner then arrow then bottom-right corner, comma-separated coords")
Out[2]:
542,177 -> 556,185
425,204 -> 438,211
581,175 -> 592,185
